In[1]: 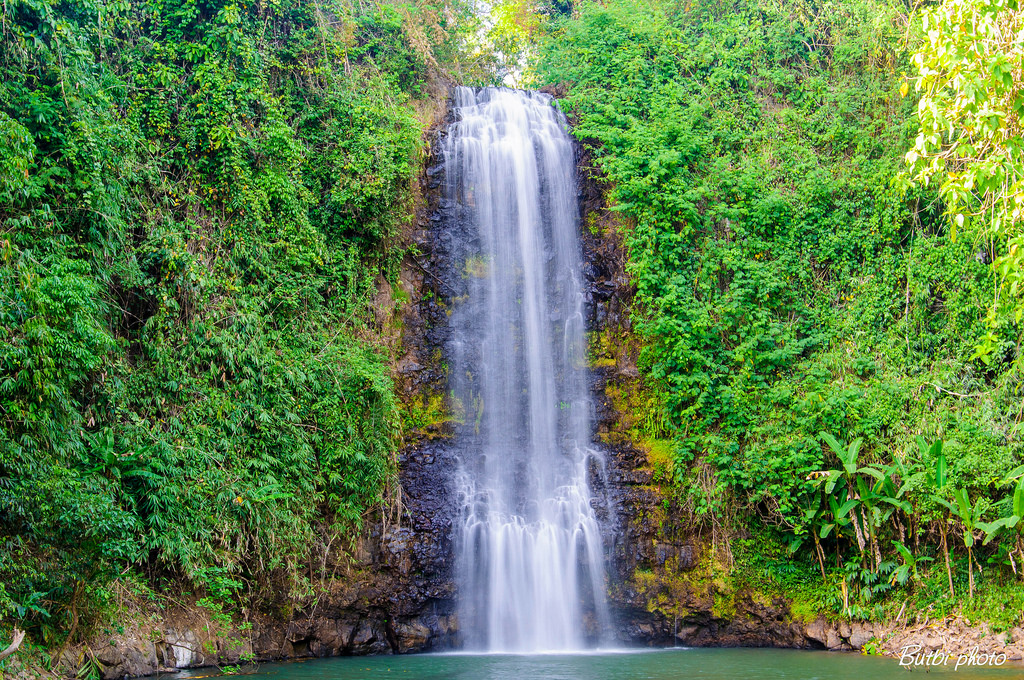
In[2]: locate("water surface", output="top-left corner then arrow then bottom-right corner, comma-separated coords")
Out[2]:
174,648 -> 1021,680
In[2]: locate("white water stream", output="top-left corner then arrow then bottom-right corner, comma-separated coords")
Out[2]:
443,86 -> 610,653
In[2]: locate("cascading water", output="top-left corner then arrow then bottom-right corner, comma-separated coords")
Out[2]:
442,86 -> 611,653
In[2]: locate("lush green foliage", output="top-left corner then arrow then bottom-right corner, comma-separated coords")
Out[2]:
0,0 -> 468,641
3,0 -> 1021,646
540,0 -> 1023,619
906,0 -> 1023,362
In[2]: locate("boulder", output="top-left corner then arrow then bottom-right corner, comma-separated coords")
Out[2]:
847,622 -> 875,649
393,620 -> 431,652
94,638 -> 158,680
804,618 -> 827,645
824,627 -> 844,650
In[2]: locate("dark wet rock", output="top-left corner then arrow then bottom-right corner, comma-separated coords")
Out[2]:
94,638 -> 159,680
654,542 -> 697,570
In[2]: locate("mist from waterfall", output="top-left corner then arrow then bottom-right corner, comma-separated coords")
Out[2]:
443,86 -> 611,653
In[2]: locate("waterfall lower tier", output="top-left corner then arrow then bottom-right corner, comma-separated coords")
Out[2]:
443,86 -> 611,652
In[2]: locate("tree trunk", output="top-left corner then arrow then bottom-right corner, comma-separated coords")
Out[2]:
851,504 -> 867,554
941,519 -> 954,598
967,544 -> 975,599
813,532 -> 827,581
870,521 -> 882,572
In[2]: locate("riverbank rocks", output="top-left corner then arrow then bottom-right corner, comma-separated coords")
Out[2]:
800,619 -> 878,651
879,618 -> 1024,663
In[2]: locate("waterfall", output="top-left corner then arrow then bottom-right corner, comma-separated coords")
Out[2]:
442,86 -> 611,653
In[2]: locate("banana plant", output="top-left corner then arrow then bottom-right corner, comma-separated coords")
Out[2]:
914,437 -> 955,598
795,499 -> 829,580
819,495 -> 857,537
936,488 -> 986,598
819,433 -> 881,485
891,540 -> 933,586
978,469 -> 1024,576
817,433 -> 883,558
875,461 -> 914,523
861,463 -> 913,571
852,473 -> 885,568
795,486 -> 857,582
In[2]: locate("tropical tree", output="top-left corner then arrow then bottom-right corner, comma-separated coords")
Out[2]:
906,0 -> 1024,360
816,433 -> 883,560
911,437 -> 957,598
937,488 -> 988,598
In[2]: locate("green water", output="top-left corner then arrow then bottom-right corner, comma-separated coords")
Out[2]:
174,648 -> 1022,680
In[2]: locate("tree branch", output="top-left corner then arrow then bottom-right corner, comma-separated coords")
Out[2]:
0,628 -> 25,661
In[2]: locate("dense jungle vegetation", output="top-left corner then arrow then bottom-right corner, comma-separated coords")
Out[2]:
539,0 -> 1024,624
1,0 -> 1023,657
0,0 -> 487,648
